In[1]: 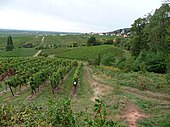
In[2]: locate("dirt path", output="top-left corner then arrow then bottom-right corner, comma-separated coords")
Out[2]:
33,36 -> 44,57
84,66 -> 112,102
123,103 -> 147,127
123,87 -> 170,104
33,50 -> 41,57
92,73 -> 170,103
70,86 -> 78,99
84,66 -> 149,127
41,36 -> 45,45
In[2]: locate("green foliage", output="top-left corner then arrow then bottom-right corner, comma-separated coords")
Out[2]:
94,66 -> 169,93
87,36 -> 97,46
0,105 -> 48,127
101,53 -> 115,66
44,45 -> 122,61
130,17 -> 147,57
130,4 -> 170,57
73,62 -> 82,87
129,4 -> 170,73
0,48 -> 37,57
0,57 -> 74,96
6,36 -> 14,51
47,99 -> 76,126
166,55 -> 170,85
165,26 -> 170,52
88,53 -> 101,66
0,99 -> 123,127
136,51 -> 167,73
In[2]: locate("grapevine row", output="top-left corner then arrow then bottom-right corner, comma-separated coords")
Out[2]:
73,62 -> 82,87
1,57 -> 74,96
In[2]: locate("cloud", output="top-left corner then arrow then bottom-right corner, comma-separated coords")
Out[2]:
0,0 -> 162,32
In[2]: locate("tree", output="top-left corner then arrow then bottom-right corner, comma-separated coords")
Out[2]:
130,4 -> 170,56
165,26 -> 170,52
146,4 -> 170,52
130,17 -> 147,57
87,36 -> 96,46
129,4 -> 170,73
6,36 -> 14,51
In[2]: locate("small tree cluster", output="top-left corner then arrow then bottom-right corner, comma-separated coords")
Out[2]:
87,36 -> 96,46
6,36 -> 14,51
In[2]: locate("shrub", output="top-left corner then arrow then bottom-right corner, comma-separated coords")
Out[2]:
136,51 -> 167,73
101,53 -> 115,66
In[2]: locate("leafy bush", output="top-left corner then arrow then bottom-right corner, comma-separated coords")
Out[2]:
0,99 -> 123,127
136,51 -> 167,73
101,53 -> 115,66
166,57 -> 170,85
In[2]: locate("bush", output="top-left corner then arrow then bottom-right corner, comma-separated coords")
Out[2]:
101,53 -> 115,66
166,56 -> 170,85
87,36 -> 96,46
137,51 -> 167,73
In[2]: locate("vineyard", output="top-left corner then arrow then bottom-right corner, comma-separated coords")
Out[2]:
1,56 -> 169,127
0,57 -> 125,127
0,57 -> 81,97
40,45 -> 123,61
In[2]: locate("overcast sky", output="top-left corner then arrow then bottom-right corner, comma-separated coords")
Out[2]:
0,0 -> 162,33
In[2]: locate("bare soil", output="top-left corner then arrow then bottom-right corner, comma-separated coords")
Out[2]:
84,66 -> 148,127
122,103 -> 147,127
70,86 -> 78,99
84,66 -> 112,102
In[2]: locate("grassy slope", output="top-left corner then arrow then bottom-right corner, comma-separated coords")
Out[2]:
43,34 -> 117,46
91,66 -> 170,127
0,48 -> 37,57
44,35 -> 87,46
0,34 -> 116,48
42,45 -> 122,61
0,36 -> 41,57
0,36 -> 41,48
93,66 -> 169,94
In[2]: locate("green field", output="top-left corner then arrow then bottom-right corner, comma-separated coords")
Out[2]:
1,34 -> 117,50
0,35 -> 169,127
41,45 -> 123,60
0,48 -> 37,57
0,36 -> 42,48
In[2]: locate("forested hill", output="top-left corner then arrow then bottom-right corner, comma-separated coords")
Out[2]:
128,3 -> 170,74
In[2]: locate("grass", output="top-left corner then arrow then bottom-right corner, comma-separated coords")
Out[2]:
0,36 -> 42,48
101,90 -> 170,127
0,48 -> 37,57
93,66 -> 170,94
122,92 -> 170,127
1,58 -> 169,126
0,34 -> 117,49
72,65 -> 94,112
58,67 -> 76,98
91,65 -> 170,127
42,45 -> 122,61
43,35 -> 87,46
43,34 -> 117,47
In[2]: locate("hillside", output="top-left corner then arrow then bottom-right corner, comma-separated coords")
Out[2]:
0,4 -> 170,127
41,45 -> 124,60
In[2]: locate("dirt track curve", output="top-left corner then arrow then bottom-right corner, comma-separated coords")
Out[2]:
83,65 -> 170,127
